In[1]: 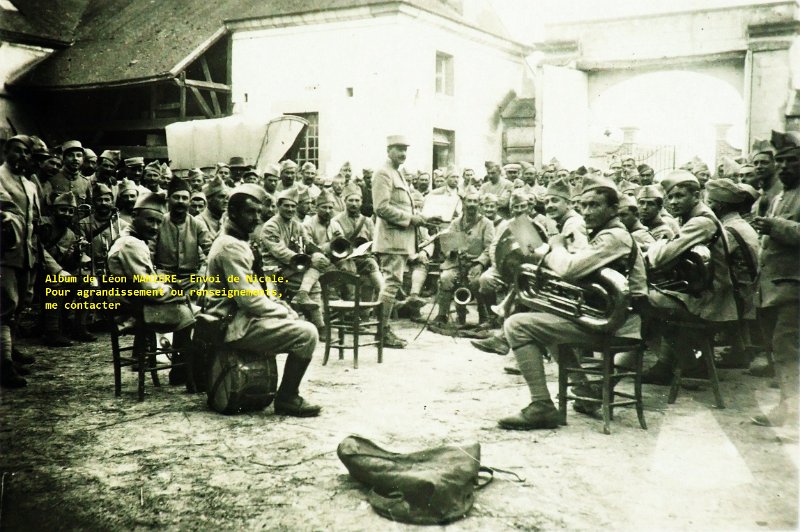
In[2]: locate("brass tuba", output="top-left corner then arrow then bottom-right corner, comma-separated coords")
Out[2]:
514,263 -> 631,334
646,245 -> 713,296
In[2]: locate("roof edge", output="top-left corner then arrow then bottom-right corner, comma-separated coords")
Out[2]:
7,72 -> 175,92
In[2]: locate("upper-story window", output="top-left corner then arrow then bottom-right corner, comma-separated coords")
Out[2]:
435,52 -> 454,96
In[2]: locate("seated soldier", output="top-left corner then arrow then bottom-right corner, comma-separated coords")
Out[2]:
303,190 -> 337,257
635,185 -> 675,241
617,194 -> 655,250
480,193 -> 502,227
80,183 -> 129,275
402,189 -> 435,317
206,184 -> 321,417
259,187 -> 327,332
433,188 -> 493,325
106,192 -> 195,384
544,179 -> 587,250
642,171 -> 738,384
496,177 -> 647,429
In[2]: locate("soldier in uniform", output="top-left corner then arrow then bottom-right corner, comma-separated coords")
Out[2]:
276,160 -> 299,192
263,163 -> 280,195
116,179 -> 139,226
750,131 -> 800,427
123,157 -> 145,186
303,190 -> 337,257
205,184 -> 321,417
636,185 -> 675,241
189,191 -> 207,217
372,134 -> 435,348
480,193 -> 502,226
81,148 -> 98,180
154,178 -> 213,280
496,176 -> 647,430
330,183 -> 384,297
195,177 -> 228,240
1,136 -> 67,387
433,188 -> 493,325
544,179 -> 588,251
402,189 -> 435,318
617,194 -> 655,250
94,150 -> 121,197
479,162 -> 513,208
259,187 -> 327,331
642,171 -> 738,384
80,183 -> 128,276
141,162 -> 164,193
43,140 -> 91,207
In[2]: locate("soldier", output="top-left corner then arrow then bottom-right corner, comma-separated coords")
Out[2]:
154,178 -> 213,280
214,162 -> 232,187
330,175 -> 346,212
106,192 -> 195,385
81,148 -> 98,179
205,184 -> 321,417
241,169 -> 260,185
480,193 -> 502,226
642,171 -> 738,384
479,162 -> 513,207
496,176 -> 647,430
303,190 -> 337,257
402,189 -> 435,319
750,131 -> 800,427
95,150 -> 121,195
360,167 -> 374,217
43,140 -> 91,206
79,183 -> 128,277
752,148 -> 781,216
259,187 -> 327,331
123,157 -> 145,185
617,194 -> 655,250
276,160 -> 299,192
636,185 -> 675,241
195,177 -> 228,240
141,162 -> 164,193
188,168 -> 206,192
299,162 -> 321,200
637,164 -> 655,186
1,136 -> 70,387
372,134 -> 436,348
189,191 -> 207,217
544,179 -> 588,251
116,179 -> 139,226
296,187 -> 313,223
330,183 -> 384,297
433,188 -> 493,325
262,163 -> 280,195
414,172 -> 431,195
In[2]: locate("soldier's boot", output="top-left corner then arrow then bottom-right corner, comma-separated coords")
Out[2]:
293,290 -> 319,311
477,302 -> 489,325
309,309 -> 327,339
71,310 -> 97,342
274,356 -> 322,417
42,309 -> 73,348
379,303 -> 407,349
1,325 -> 26,388
434,291 -> 452,325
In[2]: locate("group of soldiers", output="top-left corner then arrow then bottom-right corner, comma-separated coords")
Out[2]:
1,130 -> 798,429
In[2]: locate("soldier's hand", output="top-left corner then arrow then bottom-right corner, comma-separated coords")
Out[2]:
410,214 -> 427,227
311,252 -> 330,270
752,216 -> 772,235
468,263 -> 483,278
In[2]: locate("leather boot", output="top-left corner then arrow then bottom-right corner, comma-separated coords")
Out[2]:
470,333 -> 510,356
274,356 -> 321,417
498,399 -> 560,430
1,358 -> 27,388
293,290 -> 319,311
379,302 -> 407,348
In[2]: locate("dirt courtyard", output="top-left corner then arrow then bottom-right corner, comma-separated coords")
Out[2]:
1,317 -> 797,531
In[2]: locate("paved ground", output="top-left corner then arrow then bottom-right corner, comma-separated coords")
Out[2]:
0,316 -> 797,531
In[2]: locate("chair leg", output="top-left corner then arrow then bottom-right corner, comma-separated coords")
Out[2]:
377,303 -> 384,364
668,363 -> 681,404
353,307 -> 360,370
322,318 -> 332,367
338,322 -> 345,361
557,346 -> 568,426
601,347 -> 612,435
703,339 -> 726,409
635,347 -> 647,430
147,334 -> 160,388
134,331 -> 146,401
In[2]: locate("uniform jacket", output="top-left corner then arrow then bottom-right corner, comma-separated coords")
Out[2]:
544,217 -> 647,338
106,227 -> 175,302
40,220 -> 80,272
331,212 -> 374,243
440,214 -> 494,270
79,214 -> 130,267
196,209 -> 223,240
630,220 -> 656,249
720,211 -> 760,318
0,163 -> 60,273
206,222 -> 293,343
645,215 -> 675,241
555,209 -> 588,251
646,202 -> 737,322
372,159 -> 416,255
43,170 -> 91,205
757,185 -> 800,308
304,215 -> 337,255
154,213 -> 212,275
259,214 -> 311,272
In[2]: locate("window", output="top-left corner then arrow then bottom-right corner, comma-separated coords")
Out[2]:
435,52 -> 454,96
285,112 -> 319,168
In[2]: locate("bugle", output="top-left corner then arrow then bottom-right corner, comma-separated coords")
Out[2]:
329,236 -> 370,261
290,253 -> 312,272
646,245 -> 713,296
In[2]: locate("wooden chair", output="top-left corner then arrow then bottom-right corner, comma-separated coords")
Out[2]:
319,270 -> 384,368
110,315 -> 189,401
557,337 -> 648,435
666,319 -> 726,409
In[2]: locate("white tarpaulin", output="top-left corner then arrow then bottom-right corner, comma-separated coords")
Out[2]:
166,114 -> 308,172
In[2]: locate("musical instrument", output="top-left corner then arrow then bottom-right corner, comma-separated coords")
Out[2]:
290,253 -> 312,272
515,263 -> 630,334
493,216 -> 548,279
330,236 -> 370,261
646,245 -> 713,296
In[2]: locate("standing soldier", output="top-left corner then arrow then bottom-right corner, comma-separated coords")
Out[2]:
372,135 -> 435,348
43,140 -> 91,206
195,177 -> 228,240
115,179 -> 139,226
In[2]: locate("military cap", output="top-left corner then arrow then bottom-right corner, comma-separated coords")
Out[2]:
297,187 -> 311,204
706,179 -> 748,204
52,191 -> 77,208
342,183 -> 362,200
230,183 -> 266,204
276,187 -> 300,205
188,168 -> 205,180
215,162 -> 229,172
719,156 -> 740,177
29,136 -> 49,156
280,159 -> 298,171
190,191 -> 207,203
124,157 -> 145,167
133,192 -> 168,213
61,140 -> 84,154
386,135 -> 410,147
519,161 -> 534,170
738,163 -> 756,174
580,176 -> 619,197
618,194 -> 638,210
503,163 -> 522,172
618,180 -> 639,196
264,163 -> 281,178
301,161 -> 317,171
144,161 -> 162,176
636,184 -> 665,200
340,161 -> 352,170
203,177 -> 228,198
509,189 -> 529,206
463,186 -> 480,201
93,183 -> 113,199
771,129 -> 800,156
242,168 -> 260,179
7,135 -> 32,150
84,148 -> 97,160
167,177 -> 192,196
117,179 -> 138,196
738,183 -> 760,201
545,179 -> 571,200
316,189 -> 336,207
480,192 -> 498,204
99,150 -> 120,163
228,156 -> 247,168
659,170 -> 699,193
161,165 -> 173,180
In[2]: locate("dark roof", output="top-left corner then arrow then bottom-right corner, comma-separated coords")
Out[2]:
1,0 -> 89,46
10,0 -> 522,91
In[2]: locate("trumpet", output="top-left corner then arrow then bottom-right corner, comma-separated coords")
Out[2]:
330,236 -> 369,261
514,264 -> 631,334
291,253 -> 312,272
